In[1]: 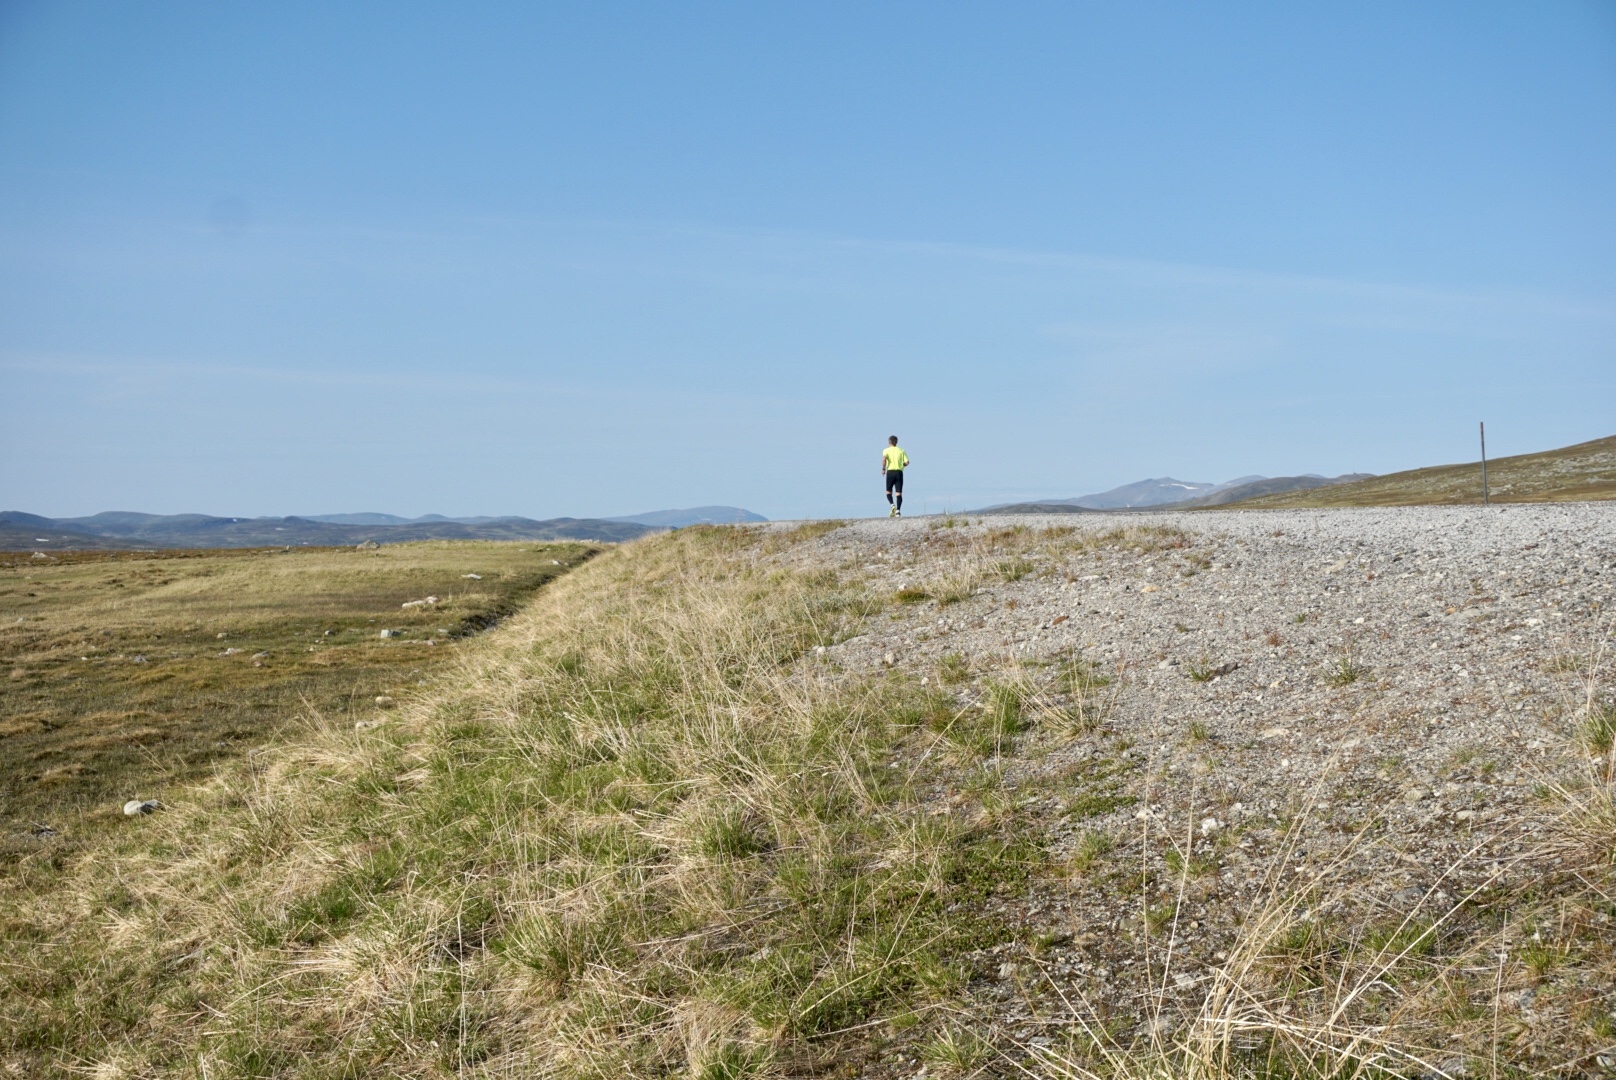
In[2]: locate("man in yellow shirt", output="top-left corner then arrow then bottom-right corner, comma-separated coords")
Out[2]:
881,436 -> 910,517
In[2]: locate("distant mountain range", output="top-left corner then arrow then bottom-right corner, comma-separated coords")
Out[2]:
0,506 -> 766,551
975,474 -> 1372,514
304,506 -> 766,528
606,506 -> 769,527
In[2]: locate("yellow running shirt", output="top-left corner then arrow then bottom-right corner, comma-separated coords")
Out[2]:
883,446 -> 909,471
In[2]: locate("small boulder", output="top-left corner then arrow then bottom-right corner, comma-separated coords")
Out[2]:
374,695 -> 396,708
123,799 -> 160,816
379,629 -> 398,639
357,540 -> 380,550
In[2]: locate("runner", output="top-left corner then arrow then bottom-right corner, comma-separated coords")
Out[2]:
881,436 -> 909,517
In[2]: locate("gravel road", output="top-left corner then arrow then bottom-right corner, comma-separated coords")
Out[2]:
771,504 -> 1616,1070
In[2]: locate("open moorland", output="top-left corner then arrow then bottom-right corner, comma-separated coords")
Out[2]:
0,541 -> 596,849
1,512 -> 1613,1078
1228,434 -> 1616,508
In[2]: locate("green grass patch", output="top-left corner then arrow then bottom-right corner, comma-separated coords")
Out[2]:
1580,702 -> 1616,755
1329,655 -> 1373,687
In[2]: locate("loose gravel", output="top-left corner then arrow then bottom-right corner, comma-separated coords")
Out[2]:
769,505 -> 1616,1073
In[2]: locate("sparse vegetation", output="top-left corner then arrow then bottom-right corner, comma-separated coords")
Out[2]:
1068,831 -> 1113,873
938,651 -> 972,686
1186,654 -> 1234,683
1329,654 -> 1373,686
1581,700 -> 1616,755
995,556 -> 1036,582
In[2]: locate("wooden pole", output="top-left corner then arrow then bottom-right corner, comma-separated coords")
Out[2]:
1480,421 -> 1488,506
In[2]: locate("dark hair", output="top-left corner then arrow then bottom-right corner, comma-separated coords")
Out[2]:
888,435 -> 898,444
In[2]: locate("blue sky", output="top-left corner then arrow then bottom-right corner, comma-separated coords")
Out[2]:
2,2 -> 1613,520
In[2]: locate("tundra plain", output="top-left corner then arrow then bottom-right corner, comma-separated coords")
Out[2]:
1,510 -> 1612,1078
0,542 -> 597,847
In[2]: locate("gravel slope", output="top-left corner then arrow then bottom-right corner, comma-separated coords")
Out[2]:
772,505 -> 1616,1072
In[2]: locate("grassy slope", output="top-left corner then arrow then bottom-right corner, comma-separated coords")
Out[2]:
1224,434 -> 1616,508
0,542 -> 595,840
0,526 -> 1050,1077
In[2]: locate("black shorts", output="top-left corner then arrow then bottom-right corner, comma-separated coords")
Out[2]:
885,469 -> 904,494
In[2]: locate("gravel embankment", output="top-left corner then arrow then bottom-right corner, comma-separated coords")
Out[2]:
772,505 -> 1615,1065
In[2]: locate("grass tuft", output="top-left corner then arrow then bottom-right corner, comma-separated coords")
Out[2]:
1581,701 -> 1616,755
1329,655 -> 1373,687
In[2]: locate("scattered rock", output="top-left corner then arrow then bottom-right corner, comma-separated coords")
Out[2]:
462,573 -> 482,579
1402,787 -> 1432,804
401,596 -> 440,609
374,695 -> 396,708
356,540 -> 380,551
123,799 -> 160,816
379,629 -> 398,639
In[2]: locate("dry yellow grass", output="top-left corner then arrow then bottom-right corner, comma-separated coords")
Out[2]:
1228,433 -> 1616,507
